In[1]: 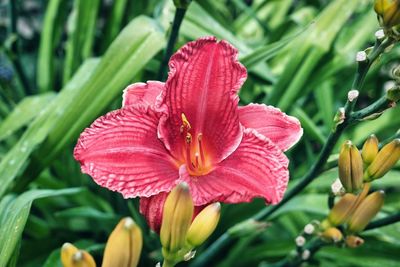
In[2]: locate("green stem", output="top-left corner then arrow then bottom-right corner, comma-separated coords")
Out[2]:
162,260 -> 176,267
365,212 -> 400,230
271,238 -> 326,267
191,37 -> 396,267
157,8 -> 187,81
380,130 -> 400,147
190,233 -> 230,267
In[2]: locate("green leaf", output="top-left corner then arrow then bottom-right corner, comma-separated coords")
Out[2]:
37,0 -> 68,92
0,93 -> 56,141
270,194 -> 328,219
63,0 -> 100,84
0,188 -> 83,266
0,59 -> 99,198
38,16 -> 165,168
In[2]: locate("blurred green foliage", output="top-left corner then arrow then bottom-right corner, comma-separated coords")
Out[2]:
0,0 -> 399,266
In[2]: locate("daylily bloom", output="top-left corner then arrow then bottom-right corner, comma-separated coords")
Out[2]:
74,37 -> 303,232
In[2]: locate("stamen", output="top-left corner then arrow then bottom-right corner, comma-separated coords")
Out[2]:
198,133 -> 206,165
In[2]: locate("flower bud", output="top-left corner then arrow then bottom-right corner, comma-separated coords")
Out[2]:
61,243 -> 96,267
365,139 -> 400,181
374,0 -> 400,28
387,86 -> 400,102
338,141 -> 364,192
345,235 -> 365,248
102,217 -> 142,267
348,191 -> 385,233
186,202 -> 221,247
320,227 -> 343,243
362,135 -> 379,165
160,182 -> 194,253
327,193 -> 358,226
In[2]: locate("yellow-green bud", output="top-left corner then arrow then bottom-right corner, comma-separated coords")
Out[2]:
320,227 -> 343,243
160,182 -> 194,253
345,235 -> 365,248
338,141 -> 364,192
361,135 -> 379,165
374,0 -> 400,28
186,202 -> 221,247
61,243 -> 96,267
365,139 -> 400,181
102,217 -> 142,267
327,193 -> 358,226
348,191 -> 385,233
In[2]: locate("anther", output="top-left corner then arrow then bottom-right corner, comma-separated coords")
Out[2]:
181,113 -> 191,131
186,133 -> 192,144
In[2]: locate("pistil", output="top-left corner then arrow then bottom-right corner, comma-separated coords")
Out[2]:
197,133 -> 206,165
180,113 -> 210,175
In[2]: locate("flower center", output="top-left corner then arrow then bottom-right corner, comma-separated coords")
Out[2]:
180,113 -> 212,176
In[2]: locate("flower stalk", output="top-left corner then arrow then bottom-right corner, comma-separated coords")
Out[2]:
192,30 -> 398,267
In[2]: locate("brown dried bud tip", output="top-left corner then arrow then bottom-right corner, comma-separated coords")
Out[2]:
348,90 -> 359,102
345,235 -> 365,248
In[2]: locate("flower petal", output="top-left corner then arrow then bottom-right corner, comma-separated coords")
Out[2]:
239,104 -> 303,151
139,192 -> 167,233
74,105 -> 179,198
122,81 -> 164,108
179,129 -> 289,206
140,193 -> 206,233
159,36 -> 247,163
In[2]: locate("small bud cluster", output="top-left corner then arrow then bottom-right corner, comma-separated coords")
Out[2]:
61,217 -> 143,267
61,243 -> 96,267
338,136 -> 400,190
317,135 -> 399,248
295,134 -> 399,258
160,183 -> 221,266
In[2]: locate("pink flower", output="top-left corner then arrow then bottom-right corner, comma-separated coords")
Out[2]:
74,37 -> 303,232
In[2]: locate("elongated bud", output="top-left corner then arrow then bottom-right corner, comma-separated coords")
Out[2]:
362,135 -> 379,165
338,141 -> 364,192
374,0 -> 400,28
186,203 -> 221,247
365,139 -> 400,181
345,235 -> 365,248
160,182 -> 194,253
61,243 -> 96,267
327,193 -> 358,226
102,217 -> 142,267
348,191 -> 385,233
320,227 -> 343,243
